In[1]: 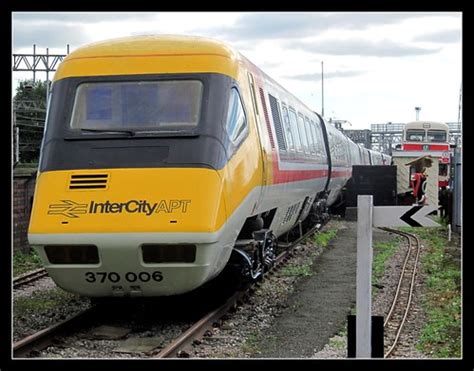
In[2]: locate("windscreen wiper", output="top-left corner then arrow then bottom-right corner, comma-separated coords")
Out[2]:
80,128 -> 135,136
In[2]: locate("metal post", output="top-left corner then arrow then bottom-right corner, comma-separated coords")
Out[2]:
46,47 -> 50,104
321,61 -> 324,118
356,195 -> 373,358
15,126 -> 20,163
46,47 -> 49,83
46,80 -> 50,105
453,148 -> 462,233
32,44 -> 36,84
415,107 -> 421,121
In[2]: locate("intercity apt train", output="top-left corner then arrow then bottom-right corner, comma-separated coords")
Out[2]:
28,35 -> 389,297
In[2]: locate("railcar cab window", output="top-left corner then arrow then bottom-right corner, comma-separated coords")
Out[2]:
406,129 -> 425,142
69,80 -> 203,132
226,88 -> 247,144
427,130 -> 447,143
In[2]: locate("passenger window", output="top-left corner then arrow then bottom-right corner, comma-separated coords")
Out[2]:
226,88 -> 247,144
288,109 -> 302,152
297,114 -> 309,153
281,105 -> 295,151
309,121 -> 318,152
313,119 -> 327,162
304,117 -> 315,154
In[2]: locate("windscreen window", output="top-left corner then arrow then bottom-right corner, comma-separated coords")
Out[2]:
427,130 -> 447,143
406,129 -> 425,142
70,80 -> 203,131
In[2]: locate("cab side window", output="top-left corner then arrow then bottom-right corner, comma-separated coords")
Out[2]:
226,88 -> 247,144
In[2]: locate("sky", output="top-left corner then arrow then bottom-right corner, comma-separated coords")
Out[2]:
11,11 -> 462,130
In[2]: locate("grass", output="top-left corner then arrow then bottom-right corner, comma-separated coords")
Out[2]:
13,249 -> 43,277
280,264 -> 312,277
241,332 -> 264,355
400,226 -> 461,358
329,334 -> 347,350
314,229 -> 338,248
14,287 -> 75,315
279,228 -> 339,278
372,237 -> 400,296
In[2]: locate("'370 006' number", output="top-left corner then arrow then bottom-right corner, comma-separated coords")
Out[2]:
85,271 -> 163,283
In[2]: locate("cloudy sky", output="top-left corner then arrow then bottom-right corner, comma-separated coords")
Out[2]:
12,12 -> 462,130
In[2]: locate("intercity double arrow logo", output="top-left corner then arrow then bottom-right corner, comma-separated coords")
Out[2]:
48,200 -> 88,218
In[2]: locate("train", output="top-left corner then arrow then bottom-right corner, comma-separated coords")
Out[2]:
28,35 -> 389,298
400,120 -> 451,187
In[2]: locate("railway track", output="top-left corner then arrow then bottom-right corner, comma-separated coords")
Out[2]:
13,306 -> 101,358
155,223 -> 311,358
13,268 -> 48,289
13,222 -> 324,359
378,227 -> 422,358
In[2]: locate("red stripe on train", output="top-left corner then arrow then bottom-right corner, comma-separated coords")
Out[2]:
331,169 -> 352,178
271,152 -> 329,184
402,144 -> 450,151
270,153 -> 351,184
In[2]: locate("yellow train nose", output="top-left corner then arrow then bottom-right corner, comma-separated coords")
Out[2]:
28,168 -> 227,235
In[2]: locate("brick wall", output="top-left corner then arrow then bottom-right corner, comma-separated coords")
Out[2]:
13,171 -> 37,253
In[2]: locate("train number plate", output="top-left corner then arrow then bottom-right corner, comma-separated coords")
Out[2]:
84,271 -> 163,283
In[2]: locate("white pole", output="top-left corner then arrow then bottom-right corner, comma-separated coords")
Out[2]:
356,195 -> 373,358
46,47 -> 50,105
321,61 -> 324,118
15,126 -> 20,163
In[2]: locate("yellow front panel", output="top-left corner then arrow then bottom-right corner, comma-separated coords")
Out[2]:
54,55 -> 240,82
29,168 -> 227,234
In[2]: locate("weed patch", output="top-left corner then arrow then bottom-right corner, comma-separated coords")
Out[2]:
13,249 -> 43,277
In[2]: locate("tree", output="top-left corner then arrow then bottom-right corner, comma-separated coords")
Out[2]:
14,79 -> 48,102
13,79 -> 47,164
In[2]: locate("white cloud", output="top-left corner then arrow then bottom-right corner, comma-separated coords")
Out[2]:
12,11 -> 462,129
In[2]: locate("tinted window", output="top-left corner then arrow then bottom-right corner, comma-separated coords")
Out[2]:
288,109 -> 302,152
226,88 -> 247,143
304,117 -> 315,153
281,105 -> 295,151
297,114 -> 309,153
406,129 -> 425,142
427,130 -> 447,142
70,80 -> 203,131
439,163 -> 448,176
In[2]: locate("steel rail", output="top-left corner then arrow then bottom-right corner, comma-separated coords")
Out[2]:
378,228 -> 422,358
13,268 -> 48,289
13,306 -> 101,358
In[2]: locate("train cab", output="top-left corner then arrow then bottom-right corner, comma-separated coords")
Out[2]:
402,121 -> 450,187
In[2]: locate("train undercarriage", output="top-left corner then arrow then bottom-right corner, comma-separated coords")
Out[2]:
227,194 -> 331,283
